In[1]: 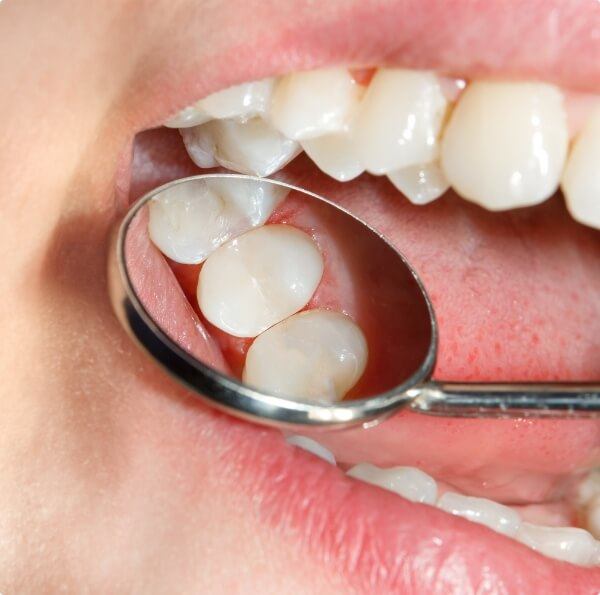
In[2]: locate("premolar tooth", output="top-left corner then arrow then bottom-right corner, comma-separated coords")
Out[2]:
181,117 -> 301,177
285,435 -> 336,465
148,178 -> 288,264
243,309 -> 367,403
270,68 -> 361,140
347,463 -> 437,505
198,225 -> 323,337
164,102 -> 211,129
441,81 -> 569,210
437,492 -> 521,537
354,69 -> 448,174
516,522 -> 598,566
561,109 -> 600,229
387,162 -> 450,205
301,131 -> 364,182
200,79 -> 274,121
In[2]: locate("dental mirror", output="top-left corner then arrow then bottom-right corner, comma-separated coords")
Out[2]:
109,174 -> 600,429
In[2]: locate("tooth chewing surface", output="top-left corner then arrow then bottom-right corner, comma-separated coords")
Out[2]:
243,309 -> 367,403
198,225 -> 324,338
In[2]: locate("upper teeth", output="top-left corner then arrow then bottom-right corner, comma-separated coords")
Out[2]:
168,67 -> 600,230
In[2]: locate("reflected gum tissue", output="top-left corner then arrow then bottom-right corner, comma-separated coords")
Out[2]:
166,67 -> 600,229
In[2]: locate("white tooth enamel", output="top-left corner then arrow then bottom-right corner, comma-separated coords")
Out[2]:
164,102 -> 211,129
387,162 -> 450,205
301,131 -> 364,182
437,492 -> 521,537
198,225 -> 323,337
441,81 -> 569,211
584,495 -> 600,539
199,79 -> 274,121
181,117 -> 301,176
354,69 -> 448,174
285,435 -> 336,465
516,522 -> 598,566
243,309 -> 367,403
347,463 -> 437,505
561,109 -> 600,229
270,68 -> 361,140
148,178 -> 288,264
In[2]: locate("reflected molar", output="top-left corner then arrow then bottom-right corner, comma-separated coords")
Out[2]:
441,81 -> 569,210
387,162 -> 450,205
437,492 -> 521,537
561,108 -> 600,229
354,69 -> 448,174
270,68 -> 361,140
198,225 -> 324,337
181,117 -> 301,176
347,463 -> 438,504
148,178 -> 288,264
243,309 -> 367,403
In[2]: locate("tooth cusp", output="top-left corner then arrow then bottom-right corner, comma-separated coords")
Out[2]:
243,309 -> 367,403
387,162 -> 450,205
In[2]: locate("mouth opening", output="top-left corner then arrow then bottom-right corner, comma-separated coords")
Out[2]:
123,61 -> 600,581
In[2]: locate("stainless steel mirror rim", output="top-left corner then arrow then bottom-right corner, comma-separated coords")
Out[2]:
109,173 -> 439,430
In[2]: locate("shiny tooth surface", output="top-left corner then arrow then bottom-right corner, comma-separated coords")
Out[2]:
270,68 -> 361,140
164,102 -> 212,129
387,162 -> 450,205
347,463 -> 437,505
516,522 -> 598,566
243,309 -> 367,403
198,225 -> 323,337
148,178 -> 287,264
584,495 -> 600,539
354,69 -> 448,174
181,117 -> 301,176
441,81 -> 569,210
561,109 -> 600,229
437,492 -> 521,537
200,79 -> 274,121
301,131 -> 364,182
285,435 -> 336,465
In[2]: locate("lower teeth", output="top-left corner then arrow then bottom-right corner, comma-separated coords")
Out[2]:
286,435 -> 600,567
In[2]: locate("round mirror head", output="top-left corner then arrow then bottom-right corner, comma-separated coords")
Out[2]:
109,174 -> 437,429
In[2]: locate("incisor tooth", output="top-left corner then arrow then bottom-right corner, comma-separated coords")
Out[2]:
347,463 -> 438,504
561,109 -> 600,229
148,178 -> 288,264
164,102 -> 211,129
355,69 -> 448,174
198,225 -> 323,337
437,492 -> 521,537
387,162 -> 450,205
181,117 -> 301,176
301,131 -> 364,182
243,309 -> 367,403
441,81 -> 569,210
516,522 -> 598,566
200,79 -> 274,121
270,68 -> 361,140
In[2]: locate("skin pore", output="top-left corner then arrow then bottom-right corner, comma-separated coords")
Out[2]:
1,0 -> 600,592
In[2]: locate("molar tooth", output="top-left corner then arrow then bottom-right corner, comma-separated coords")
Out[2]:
181,117 -> 301,176
199,79 -> 274,121
243,310 -> 367,403
347,463 -> 437,505
516,522 -> 598,566
354,69 -> 448,174
270,68 -> 361,140
387,162 -> 450,205
199,225 -> 323,338
561,109 -> 600,229
301,131 -> 364,182
285,435 -> 336,465
441,81 -> 569,211
164,102 -> 211,129
148,178 -> 288,264
437,492 -> 521,537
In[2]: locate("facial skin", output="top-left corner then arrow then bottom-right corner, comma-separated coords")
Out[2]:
1,0 -> 599,593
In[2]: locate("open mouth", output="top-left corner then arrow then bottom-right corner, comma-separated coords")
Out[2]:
118,3 -> 600,591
